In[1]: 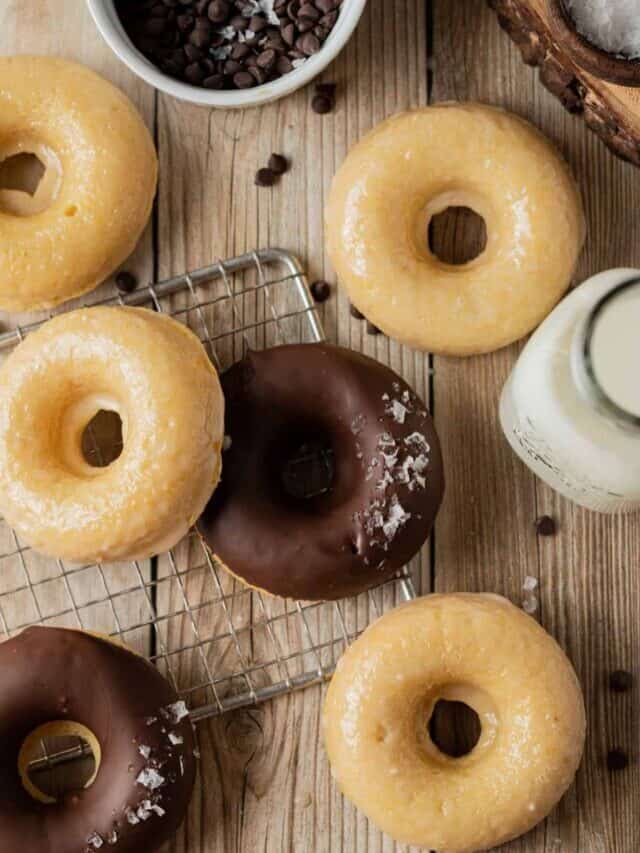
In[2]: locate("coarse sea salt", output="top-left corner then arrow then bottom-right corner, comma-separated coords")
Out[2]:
163,700 -> 189,723
566,0 -> 640,59
136,767 -> 165,791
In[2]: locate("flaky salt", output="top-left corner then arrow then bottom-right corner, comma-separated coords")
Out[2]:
136,768 -> 165,791
566,0 -> 640,59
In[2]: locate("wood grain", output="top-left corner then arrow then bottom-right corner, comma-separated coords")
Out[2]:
432,3 -> 640,852
1,1 -> 639,851
155,4 -> 430,852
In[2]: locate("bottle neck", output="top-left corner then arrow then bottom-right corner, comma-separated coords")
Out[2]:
571,275 -> 640,431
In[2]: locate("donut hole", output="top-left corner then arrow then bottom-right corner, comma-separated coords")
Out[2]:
0,152 -> 45,196
0,148 -> 62,216
428,699 -> 482,758
428,207 -> 488,266
18,723 -> 100,805
277,424 -> 336,507
81,409 -> 124,468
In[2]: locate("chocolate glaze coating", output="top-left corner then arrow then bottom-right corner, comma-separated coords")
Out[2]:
198,344 -> 444,600
0,628 -> 196,853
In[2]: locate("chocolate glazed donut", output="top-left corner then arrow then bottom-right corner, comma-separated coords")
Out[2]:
0,627 -> 196,853
198,344 -> 444,600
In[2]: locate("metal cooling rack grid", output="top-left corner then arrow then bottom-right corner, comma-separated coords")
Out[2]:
0,249 -> 417,725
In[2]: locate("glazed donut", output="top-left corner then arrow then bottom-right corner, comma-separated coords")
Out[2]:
323,594 -> 585,853
0,306 -> 224,563
323,594 -> 586,852
0,627 -> 196,853
0,56 -> 157,312
198,344 -> 444,600
326,103 -> 586,356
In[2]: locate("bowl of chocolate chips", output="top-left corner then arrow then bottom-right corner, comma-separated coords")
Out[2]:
87,0 -> 366,107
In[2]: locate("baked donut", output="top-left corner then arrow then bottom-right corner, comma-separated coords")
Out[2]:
0,306 -> 224,563
326,103 -> 586,356
0,627 -> 196,853
323,594 -> 586,852
198,344 -> 444,600
0,55 -> 157,312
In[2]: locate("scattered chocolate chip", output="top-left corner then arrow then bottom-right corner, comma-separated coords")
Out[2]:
310,280 -> 331,302
366,321 -> 382,335
311,93 -> 333,114
115,0 -> 344,90
535,515 -> 557,537
609,670 -> 634,693
115,271 -> 138,294
607,749 -> 629,771
315,81 -> 336,97
349,303 -> 365,320
268,153 -> 289,175
255,167 -> 276,187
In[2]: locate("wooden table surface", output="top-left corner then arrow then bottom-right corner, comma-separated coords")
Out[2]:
2,1 -> 639,851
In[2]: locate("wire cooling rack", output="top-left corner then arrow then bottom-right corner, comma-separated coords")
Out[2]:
0,249 -> 417,724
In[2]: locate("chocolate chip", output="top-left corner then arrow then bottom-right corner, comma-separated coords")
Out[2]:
249,15 -> 269,32
231,42 -> 251,59
184,44 -> 203,61
607,749 -> 629,771
349,303 -> 365,320
282,22 -> 295,45
315,81 -> 336,96
311,93 -> 333,114
234,70 -> 256,88
230,14 -> 249,29
319,10 -> 338,27
249,66 -> 268,85
184,61 -> 205,84
535,515 -> 557,537
189,27 -> 211,48
203,73 -> 224,88
257,48 -> 277,70
276,55 -> 293,74
176,13 -> 195,31
296,32 -> 320,54
207,0 -> 230,23
366,321 -> 382,335
310,280 -> 331,302
115,0 -> 344,91
609,670 -> 634,693
255,167 -> 276,187
268,153 -> 289,174
115,271 -> 138,293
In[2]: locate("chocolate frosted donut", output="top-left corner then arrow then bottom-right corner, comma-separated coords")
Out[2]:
198,344 -> 444,600
0,628 -> 196,853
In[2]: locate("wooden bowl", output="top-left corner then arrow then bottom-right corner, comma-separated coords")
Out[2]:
547,0 -> 640,86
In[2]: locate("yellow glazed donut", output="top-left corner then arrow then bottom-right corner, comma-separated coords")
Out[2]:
326,103 -> 586,356
323,594 -> 586,852
0,307 -> 224,563
0,56 -> 157,312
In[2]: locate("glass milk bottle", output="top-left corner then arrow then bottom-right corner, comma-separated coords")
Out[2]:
500,268 -> 640,513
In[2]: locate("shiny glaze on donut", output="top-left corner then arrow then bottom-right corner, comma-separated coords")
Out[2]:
198,344 -> 444,600
0,628 -> 196,853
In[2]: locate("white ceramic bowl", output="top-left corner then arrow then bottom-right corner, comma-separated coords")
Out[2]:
87,0 -> 367,108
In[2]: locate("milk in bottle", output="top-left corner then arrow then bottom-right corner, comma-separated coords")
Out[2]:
500,268 -> 640,513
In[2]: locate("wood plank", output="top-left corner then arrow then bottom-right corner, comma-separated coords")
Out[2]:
154,2 -> 430,852
431,2 -> 640,851
0,0 -> 157,791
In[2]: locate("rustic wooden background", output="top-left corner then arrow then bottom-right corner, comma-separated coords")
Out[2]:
1,0 -> 639,851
